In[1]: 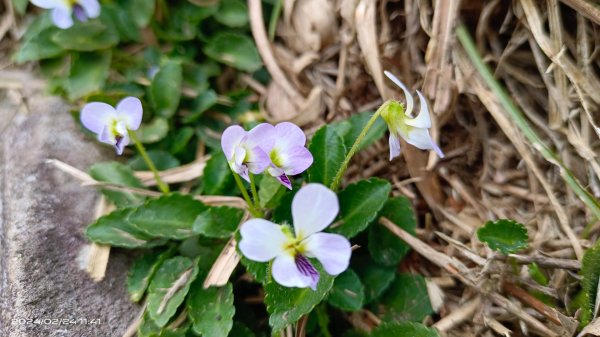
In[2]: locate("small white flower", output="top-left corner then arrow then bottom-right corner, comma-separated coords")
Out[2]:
382,71 -> 444,160
31,0 -> 100,29
80,97 -> 143,155
238,184 -> 351,290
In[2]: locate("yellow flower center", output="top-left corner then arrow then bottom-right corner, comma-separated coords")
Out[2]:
281,225 -> 307,256
270,148 -> 284,167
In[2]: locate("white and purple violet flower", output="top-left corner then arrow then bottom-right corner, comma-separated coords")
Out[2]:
221,122 -> 313,189
31,0 -> 100,29
80,97 -> 143,155
239,183 -> 351,290
382,71 -> 444,160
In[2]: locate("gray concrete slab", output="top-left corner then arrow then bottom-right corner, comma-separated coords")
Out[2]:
0,71 -> 139,337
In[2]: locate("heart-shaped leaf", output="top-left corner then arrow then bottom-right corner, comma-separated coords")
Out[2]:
477,219 -> 528,255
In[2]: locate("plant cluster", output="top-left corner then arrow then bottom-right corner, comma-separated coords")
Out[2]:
14,0 -> 600,336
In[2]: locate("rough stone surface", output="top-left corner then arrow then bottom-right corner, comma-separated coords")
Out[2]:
0,72 -> 139,337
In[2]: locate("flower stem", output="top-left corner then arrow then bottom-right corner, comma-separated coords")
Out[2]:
129,130 -> 170,194
233,173 -> 262,218
329,103 -> 388,191
456,24 -> 600,220
249,173 -> 261,210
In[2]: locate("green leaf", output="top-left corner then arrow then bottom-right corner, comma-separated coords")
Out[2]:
307,125 -> 346,186
127,248 -> 174,302
377,273 -> 433,322
153,2 -> 214,41
214,0 -> 249,27
13,14 -> 63,63
239,255 -> 269,284
192,206 -> 244,239
182,90 -> 218,124
581,241 -> 600,326
229,322 -> 256,337
129,150 -> 180,171
354,261 -> 396,304
187,283 -> 235,337
149,60 -> 182,118
52,19 -> 119,51
65,51 -> 111,100
147,256 -> 199,327
147,327 -> 189,337
129,194 -> 207,240
169,127 -> 195,154
258,175 -> 286,208
368,196 -> 416,266
264,263 -> 334,331
86,208 -> 165,248
138,313 -> 162,337
89,161 -> 146,208
202,153 -> 235,195
371,322 -> 440,337
102,3 -> 141,41
130,0 -> 156,27
326,269 -> 365,311
331,111 -> 387,152
135,118 -> 170,144
332,178 -> 391,238
477,219 -> 529,255
204,32 -> 262,72
271,188 -> 296,225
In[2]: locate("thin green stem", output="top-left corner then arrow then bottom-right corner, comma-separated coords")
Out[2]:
233,173 -> 262,218
249,173 -> 261,210
329,103 -> 388,191
456,24 -> 600,220
129,130 -> 170,194
268,0 -> 283,40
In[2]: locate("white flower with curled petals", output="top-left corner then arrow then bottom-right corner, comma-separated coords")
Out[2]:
80,97 -> 143,155
382,71 -> 444,160
239,184 -> 351,290
31,0 -> 100,29
221,123 -> 276,182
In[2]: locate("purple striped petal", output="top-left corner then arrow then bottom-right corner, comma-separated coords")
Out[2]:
114,134 -> 129,155
272,254 -> 318,290
294,255 -> 319,290
304,232 -> 351,276
73,5 -> 88,22
277,173 -> 292,190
